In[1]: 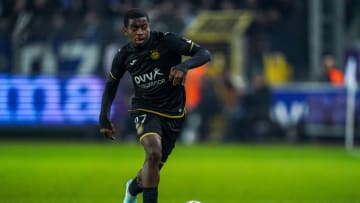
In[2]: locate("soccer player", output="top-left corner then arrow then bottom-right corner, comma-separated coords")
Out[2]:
99,8 -> 211,203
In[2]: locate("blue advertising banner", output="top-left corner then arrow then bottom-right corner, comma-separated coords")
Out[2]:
0,75 -> 359,138
272,85 -> 360,136
0,75 -> 104,125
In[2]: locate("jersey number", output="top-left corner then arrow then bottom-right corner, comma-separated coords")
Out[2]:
134,114 -> 147,129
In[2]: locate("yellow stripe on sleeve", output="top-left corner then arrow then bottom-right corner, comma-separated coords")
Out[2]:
189,42 -> 195,52
109,72 -> 117,80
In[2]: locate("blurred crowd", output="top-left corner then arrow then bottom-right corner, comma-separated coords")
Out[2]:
1,0 -> 359,77
0,0 -> 301,75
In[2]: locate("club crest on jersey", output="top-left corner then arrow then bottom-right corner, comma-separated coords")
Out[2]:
150,49 -> 160,60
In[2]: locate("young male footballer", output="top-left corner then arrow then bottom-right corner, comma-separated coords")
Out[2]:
99,8 -> 211,203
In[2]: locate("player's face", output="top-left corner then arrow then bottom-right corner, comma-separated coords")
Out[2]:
124,17 -> 150,46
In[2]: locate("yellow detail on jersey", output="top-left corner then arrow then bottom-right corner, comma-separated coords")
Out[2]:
136,125 -> 144,135
139,132 -> 161,143
109,72 -> 117,80
150,49 -> 160,60
129,108 -> 186,118
189,42 -> 195,52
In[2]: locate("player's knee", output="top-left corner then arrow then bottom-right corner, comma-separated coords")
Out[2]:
142,134 -> 162,165
146,148 -> 162,165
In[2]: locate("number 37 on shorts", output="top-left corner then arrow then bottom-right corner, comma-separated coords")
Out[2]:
134,114 -> 147,135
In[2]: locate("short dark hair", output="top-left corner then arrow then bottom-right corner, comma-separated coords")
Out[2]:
123,8 -> 150,27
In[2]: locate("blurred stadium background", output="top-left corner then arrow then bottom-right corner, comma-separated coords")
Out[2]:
1,0 -> 360,202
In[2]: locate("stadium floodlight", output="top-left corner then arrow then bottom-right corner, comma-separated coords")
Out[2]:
344,56 -> 358,152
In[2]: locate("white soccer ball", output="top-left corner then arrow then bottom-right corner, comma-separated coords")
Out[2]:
186,201 -> 201,203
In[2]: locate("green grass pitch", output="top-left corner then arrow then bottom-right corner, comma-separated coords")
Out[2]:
1,142 -> 360,203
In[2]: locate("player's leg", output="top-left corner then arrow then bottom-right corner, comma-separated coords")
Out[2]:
124,112 -> 162,203
131,116 -> 184,202
124,134 -> 162,203
128,161 -> 165,196
140,133 -> 162,203
124,113 -> 183,203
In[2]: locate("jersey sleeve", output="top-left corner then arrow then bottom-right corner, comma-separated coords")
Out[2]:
109,49 -> 126,81
99,49 -> 126,129
163,32 -> 201,56
164,32 -> 211,72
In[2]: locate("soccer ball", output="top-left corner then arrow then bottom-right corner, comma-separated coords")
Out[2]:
186,201 -> 201,203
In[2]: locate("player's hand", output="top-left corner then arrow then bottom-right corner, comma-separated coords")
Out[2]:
100,124 -> 116,140
169,67 -> 186,86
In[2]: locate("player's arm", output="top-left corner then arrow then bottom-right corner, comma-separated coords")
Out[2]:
99,51 -> 126,140
165,32 -> 211,85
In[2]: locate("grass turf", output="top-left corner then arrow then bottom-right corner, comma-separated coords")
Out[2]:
0,142 -> 360,203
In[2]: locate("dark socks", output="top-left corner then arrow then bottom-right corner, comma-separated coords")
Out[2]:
143,187 -> 158,203
129,177 -> 143,196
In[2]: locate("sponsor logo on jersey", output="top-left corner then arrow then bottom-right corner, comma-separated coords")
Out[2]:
150,49 -> 160,60
134,68 -> 165,88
